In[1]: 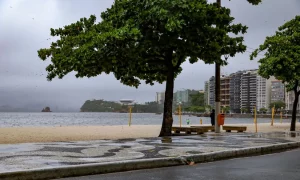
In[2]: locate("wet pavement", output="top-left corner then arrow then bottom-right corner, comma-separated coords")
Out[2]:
0,132 -> 300,173
58,149 -> 300,180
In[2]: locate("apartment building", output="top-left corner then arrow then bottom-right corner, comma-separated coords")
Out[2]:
220,75 -> 230,108
209,76 -> 215,107
271,81 -> 285,102
256,75 -> 274,110
240,70 -> 257,113
156,92 -> 165,104
229,71 -> 243,113
174,89 -> 189,103
285,90 -> 300,114
204,81 -> 210,106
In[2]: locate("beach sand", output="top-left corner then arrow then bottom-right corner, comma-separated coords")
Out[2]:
0,123 -> 299,144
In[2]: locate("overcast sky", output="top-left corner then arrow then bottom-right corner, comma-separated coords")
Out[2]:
0,0 -> 299,111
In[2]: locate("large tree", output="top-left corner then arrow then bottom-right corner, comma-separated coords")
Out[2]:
38,0 -> 248,136
251,16 -> 300,131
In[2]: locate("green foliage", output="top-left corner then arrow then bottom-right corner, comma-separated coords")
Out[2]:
132,102 -> 164,113
259,107 -> 268,114
189,92 -> 204,107
229,0 -> 262,5
184,106 -> 205,113
222,106 -> 230,113
38,0 -> 248,86
251,15 -> 300,131
205,105 -> 212,113
38,0 -> 249,136
246,0 -> 262,5
80,100 -> 123,112
250,16 -> 300,92
241,107 -> 248,113
80,100 -> 162,113
269,101 -> 286,114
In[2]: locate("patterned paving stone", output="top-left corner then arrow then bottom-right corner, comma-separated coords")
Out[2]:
0,132 -> 300,173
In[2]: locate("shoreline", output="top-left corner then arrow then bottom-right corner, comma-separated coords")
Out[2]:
0,123 -> 299,144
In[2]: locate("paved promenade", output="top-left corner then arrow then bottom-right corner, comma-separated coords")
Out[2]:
1,131 -> 300,173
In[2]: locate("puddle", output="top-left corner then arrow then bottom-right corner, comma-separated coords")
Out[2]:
251,132 -> 300,138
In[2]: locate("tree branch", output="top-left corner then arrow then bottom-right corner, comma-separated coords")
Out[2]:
174,55 -> 185,70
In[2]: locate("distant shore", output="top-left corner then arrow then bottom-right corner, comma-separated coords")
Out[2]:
0,123 -> 298,144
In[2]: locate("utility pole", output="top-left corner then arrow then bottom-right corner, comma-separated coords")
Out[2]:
215,0 -> 221,133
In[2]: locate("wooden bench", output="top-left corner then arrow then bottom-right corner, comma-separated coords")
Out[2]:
172,127 -> 206,135
191,126 -> 215,132
223,126 -> 247,133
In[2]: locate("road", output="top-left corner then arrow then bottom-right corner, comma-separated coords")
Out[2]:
57,149 -> 300,180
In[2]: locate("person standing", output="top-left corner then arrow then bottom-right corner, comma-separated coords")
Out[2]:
210,109 -> 215,126
186,119 -> 190,125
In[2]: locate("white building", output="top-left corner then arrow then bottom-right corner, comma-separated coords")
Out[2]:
285,90 -> 300,114
240,69 -> 274,112
174,89 -> 189,103
271,81 -> 285,102
204,81 -> 210,106
240,70 -> 257,113
256,75 -> 275,110
156,92 -> 165,104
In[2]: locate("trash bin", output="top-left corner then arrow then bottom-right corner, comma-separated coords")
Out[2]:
218,113 -> 225,125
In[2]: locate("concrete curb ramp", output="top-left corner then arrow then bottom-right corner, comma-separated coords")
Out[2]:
1,142 -> 300,180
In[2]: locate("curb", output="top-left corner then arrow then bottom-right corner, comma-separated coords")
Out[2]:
1,141 -> 300,180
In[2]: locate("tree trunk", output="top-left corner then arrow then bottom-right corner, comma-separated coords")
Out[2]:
290,87 -> 299,131
159,67 -> 175,137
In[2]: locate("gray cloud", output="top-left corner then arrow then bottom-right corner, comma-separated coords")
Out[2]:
0,0 -> 299,111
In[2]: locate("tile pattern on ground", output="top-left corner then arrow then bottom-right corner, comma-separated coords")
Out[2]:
0,132 -> 300,173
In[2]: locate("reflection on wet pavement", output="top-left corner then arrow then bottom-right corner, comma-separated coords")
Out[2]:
0,131 -> 299,173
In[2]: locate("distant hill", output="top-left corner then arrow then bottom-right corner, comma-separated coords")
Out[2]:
80,99 -> 163,113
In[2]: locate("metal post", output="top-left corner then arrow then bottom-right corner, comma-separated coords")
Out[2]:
214,0 -> 221,133
128,106 -> 132,126
271,106 -> 274,126
280,107 -> 283,123
179,104 -> 182,127
253,106 -> 255,124
254,106 -> 257,133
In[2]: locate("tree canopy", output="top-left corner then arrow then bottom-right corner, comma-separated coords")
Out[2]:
246,0 -> 262,5
259,107 -> 267,114
38,0 -> 248,136
38,0 -> 247,85
250,15 -> 300,131
189,92 -> 205,107
222,106 -> 230,114
269,101 -> 286,114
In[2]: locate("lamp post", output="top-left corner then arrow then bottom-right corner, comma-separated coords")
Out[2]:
214,0 -> 222,133
271,105 -> 275,126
